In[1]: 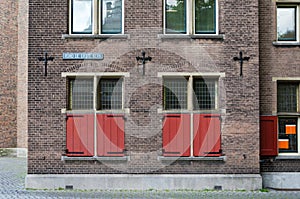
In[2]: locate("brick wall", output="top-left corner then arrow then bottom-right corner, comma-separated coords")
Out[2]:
259,0 -> 300,171
0,1 -> 18,148
28,0 -> 260,174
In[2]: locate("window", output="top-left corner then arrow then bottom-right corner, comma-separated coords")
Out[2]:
98,78 -> 123,110
163,77 -> 217,110
70,0 -> 123,35
162,76 -> 221,157
277,83 -> 298,112
164,0 -> 218,35
69,78 -> 94,110
277,5 -> 298,42
66,75 -> 125,157
163,78 -> 188,110
68,77 -> 123,110
193,78 -> 216,110
277,82 -> 300,155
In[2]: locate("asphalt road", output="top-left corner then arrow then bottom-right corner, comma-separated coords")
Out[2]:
0,157 -> 300,198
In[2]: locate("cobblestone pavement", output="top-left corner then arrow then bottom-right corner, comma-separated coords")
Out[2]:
1,157 -> 300,198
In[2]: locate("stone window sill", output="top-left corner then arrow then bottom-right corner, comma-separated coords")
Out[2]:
158,156 -> 227,161
62,34 -> 130,40
158,34 -> 224,40
273,41 -> 300,46
275,155 -> 300,160
61,156 -> 130,161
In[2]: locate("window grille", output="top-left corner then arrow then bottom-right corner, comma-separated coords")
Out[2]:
164,78 -> 188,110
69,79 -> 94,110
277,83 -> 298,112
98,78 -> 122,110
193,78 -> 215,110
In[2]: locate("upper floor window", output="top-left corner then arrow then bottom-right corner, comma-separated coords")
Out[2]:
70,0 -> 123,35
277,5 -> 298,42
164,0 -> 218,35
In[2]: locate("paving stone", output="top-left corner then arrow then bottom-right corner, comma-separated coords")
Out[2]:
0,157 -> 300,198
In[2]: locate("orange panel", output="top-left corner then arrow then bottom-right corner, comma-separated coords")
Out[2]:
286,125 -> 296,135
278,139 -> 289,149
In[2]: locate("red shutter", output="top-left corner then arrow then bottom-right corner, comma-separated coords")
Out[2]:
193,114 -> 221,157
162,114 -> 190,157
260,116 -> 278,156
97,114 -> 125,156
66,114 -> 94,157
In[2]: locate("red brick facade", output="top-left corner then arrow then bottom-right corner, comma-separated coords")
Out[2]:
27,0 -> 260,175
259,0 -> 300,172
0,1 -> 18,148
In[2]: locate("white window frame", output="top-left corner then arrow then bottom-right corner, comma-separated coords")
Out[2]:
276,4 -> 300,43
163,0 -> 219,35
277,81 -> 300,156
69,0 -> 124,35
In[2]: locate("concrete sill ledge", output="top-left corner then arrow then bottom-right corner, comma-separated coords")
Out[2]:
62,34 -> 130,40
275,155 -> 300,160
158,34 -> 224,40
158,156 -> 227,161
61,156 -> 129,161
273,41 -> 300,46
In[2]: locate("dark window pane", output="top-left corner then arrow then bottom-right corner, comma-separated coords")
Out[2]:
164,78 -> 187,110
99,79 -> 122,110
101,0 -> 122,34
277,7 -> 296,41
278,118 -> 298,153
277,83 -> 298,112
69,79 -> 94,110
193,79 -> 216,110
72,0 -> 93,34
195,0 -> 216,34
165,0 -> 186,34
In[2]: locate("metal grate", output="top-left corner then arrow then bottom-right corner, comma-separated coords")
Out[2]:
193,78 -> 216,110
99,78 -> 122,110
69,78 -> 94,110
277,83 -> 298,112
164,78 -> 187,110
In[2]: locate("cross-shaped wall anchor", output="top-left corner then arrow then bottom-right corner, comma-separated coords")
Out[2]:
38,52 -> 54,76
233,51 -> 250,77
136,51 -> 152,75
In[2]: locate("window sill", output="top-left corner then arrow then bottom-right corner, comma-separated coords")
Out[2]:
272,41 -> 300,46
277,112 -> 300,116
157,34 -> 224,40
158,156 -> 226,161
62,34 -> 130,40
61,156 -> 130,161
275,155 -> 300,160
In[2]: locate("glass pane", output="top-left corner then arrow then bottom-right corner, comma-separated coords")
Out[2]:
195,0 -> 216,34
277,83 -> 298,112
99,79 -> 122,110
193,79 -> 216,110
277,7 -> 296,41
72,0 -> 93,34
69,79 -> 94,110
165,0 -> 186,34
102,0 -> 122,34
279,118 -> 298,153
164,78 -> 187,110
